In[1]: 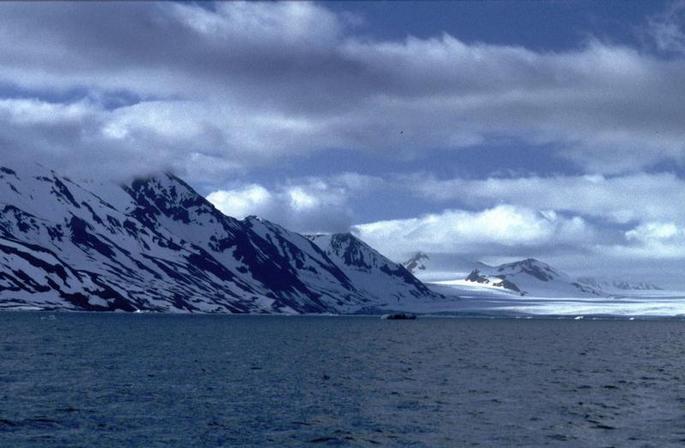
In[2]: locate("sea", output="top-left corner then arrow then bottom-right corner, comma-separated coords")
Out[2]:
1,312 -> 684,447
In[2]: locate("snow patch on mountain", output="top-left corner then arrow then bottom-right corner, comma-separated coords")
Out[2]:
306,233 -> 443,311
0,164 -> 441,313
402,251 -> 430,273
449,258 -> 606,298
576,277 -> 662,292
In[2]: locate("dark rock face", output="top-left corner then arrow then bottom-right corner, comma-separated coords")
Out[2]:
466,269 -> 489,284
464,258 -> 606,297
492,277 -> 523,294
496,258 -> 558,282
0,165 -> 437,313
465,269 -> 523,294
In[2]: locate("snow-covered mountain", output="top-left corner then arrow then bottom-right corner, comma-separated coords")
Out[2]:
576,277 -> 662,292
0,164 -> 438,313
400,251 -> 478,282
306,234 -> 441,310
439,258 -> 605,298
402,251 -> 430,274
407,253 -> 667,300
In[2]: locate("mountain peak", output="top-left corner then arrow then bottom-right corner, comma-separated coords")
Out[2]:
306,232 -> 440,305
508,258 -> 544,267
330,232 -> 358,241
496,258 -> 561,281
462,257 -> 604,297
576,276 -> 662,291
402,251 -> 430,273
1,164 -> 443,314
308,232 -> 374,269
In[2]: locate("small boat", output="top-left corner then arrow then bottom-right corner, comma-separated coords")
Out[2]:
381,312 -> 417,320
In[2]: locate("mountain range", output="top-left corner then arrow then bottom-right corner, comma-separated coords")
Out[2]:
402,252 -> 662,298
0,164 -> 441,313
1,164 -> 667,314
460,258 -> 603,297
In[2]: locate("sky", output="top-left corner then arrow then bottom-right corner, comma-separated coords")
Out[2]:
2,1 -> 685,286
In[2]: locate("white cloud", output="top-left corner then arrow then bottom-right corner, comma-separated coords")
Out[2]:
288,187 -> 319,211
626,222 -> 683,242
206,184 -> 273,220
413,172 -> 685,224
398,172 -> 685,265
172,2 -> 342,47
0,98 -> 95,125
599,221 -> 685,260
353,205 -> 594,261
206,179 -> 354,233
0,2 -> 685,178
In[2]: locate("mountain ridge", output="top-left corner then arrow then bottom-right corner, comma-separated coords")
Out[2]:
0,164 -> 439,313
306,233 -> 440,308
402,249 -> 663,298
461,258 -> 604,297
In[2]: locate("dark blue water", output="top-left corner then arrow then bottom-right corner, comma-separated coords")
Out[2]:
1,313 -> 684,447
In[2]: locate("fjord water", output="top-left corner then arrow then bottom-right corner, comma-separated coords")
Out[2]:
1,314 -> 684,447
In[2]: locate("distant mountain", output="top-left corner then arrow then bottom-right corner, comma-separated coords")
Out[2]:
402,251 -> 430,274
0,164 -> 438,313
459,258 -> 605,297
400,251 -> 479,283
576,277 -> 662,292
306,234 -> 442,309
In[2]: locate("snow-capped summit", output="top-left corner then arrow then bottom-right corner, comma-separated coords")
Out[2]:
490,258 -> 563,282
0,164 -> 439,313
399,251 -> 479,282
402,251 -> 430,274
306,233 -> 441,308
459,258 -> 604,297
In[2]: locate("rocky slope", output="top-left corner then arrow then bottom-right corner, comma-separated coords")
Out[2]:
449,258 -> 605,297
307,234 -> 441,310
0,164 -> 438,313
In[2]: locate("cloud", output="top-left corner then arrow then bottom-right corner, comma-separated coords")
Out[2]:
206,179 -> 355,233
171,2 -> 343,47
352,205 -> 594,261
2,2 -> 685,287
647,0 -> 685,54
0,97 -> 241,182
0,98 -> 93,125
626,222 -> 684,242
206,185 -> 273,220
598,221 -> 685,260
397,171 -> 685,265
0,2 -> 685,181
352,203 -> 685,286
412,172 -> 685,224
207,183 -> 331,219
